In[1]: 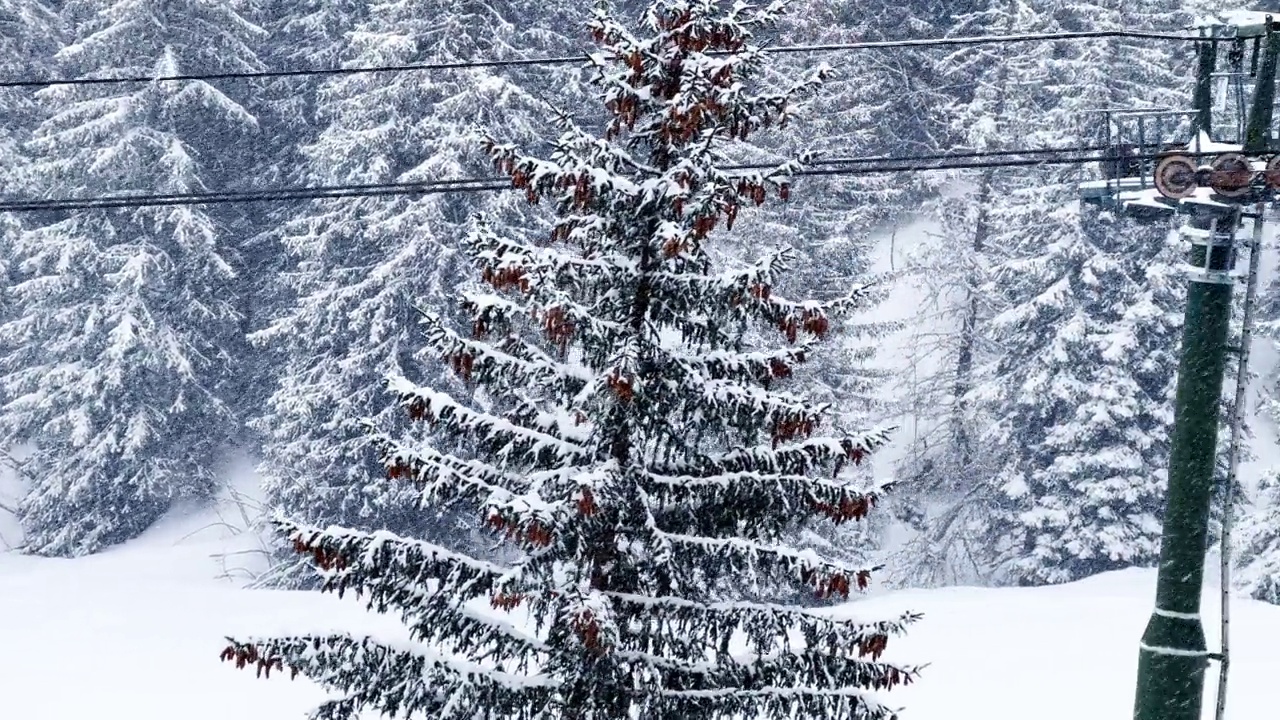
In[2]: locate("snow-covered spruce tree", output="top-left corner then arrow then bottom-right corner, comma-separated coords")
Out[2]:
891,0 -> 1201,587
886,0 -> 1026,585
0,0 -> 60,323
1237,465 -> 1280,604
225,2 -> 919,717
253,0 -> 369,185
224,0 -> 372,487
729,0 -> 950,568
0,0 -> 57,396
0,0 -> 59,189
249,0 -> 581,571
1235,270 -> 1280,604
0,0 -> 265,556
979,205 -> 1183,586
0,0 -> 46,515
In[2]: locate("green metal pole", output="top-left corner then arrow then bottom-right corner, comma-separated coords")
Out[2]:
1194,32 -> 1217,137
1133,207 -> 1238,720
1244,24 -> 1280,153
1133,23 -> 1280,720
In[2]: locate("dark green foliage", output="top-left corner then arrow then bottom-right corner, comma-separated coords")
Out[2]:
226,2 -> 918,718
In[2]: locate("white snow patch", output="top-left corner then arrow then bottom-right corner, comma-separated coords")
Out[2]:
0,496 -> 409,719
833,568 -> 1280,719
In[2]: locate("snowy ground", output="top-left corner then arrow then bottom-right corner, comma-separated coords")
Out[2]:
854,571 -> 1280,719
2,480 -> 1277,720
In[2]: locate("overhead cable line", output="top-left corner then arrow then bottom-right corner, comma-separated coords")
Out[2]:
798,152 -> 1147,176
0,147 -> 1174,213
801,144 -> 1114,166
0,178 -> 510,213
0,30 -> 1204,89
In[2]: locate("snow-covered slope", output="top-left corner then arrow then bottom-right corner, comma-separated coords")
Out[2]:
3,225 -> 1278,719
0,472 -> 407,719
849,570 -> 1280,719
2,483 -> 1276,720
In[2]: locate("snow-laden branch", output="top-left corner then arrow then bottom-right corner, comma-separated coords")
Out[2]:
650,524 -> 868,578
277,520 -> 508,601
387,377 -> 590,463
423,317 -> 594,390
642,469 -> 890,528
604,590 -> 919,647
369,432 -> 531,503
675,427 -> 895,476
223,634 -> 557,720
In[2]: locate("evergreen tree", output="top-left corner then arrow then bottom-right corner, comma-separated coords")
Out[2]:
887,0 -> 1025,585
0,3 -> 60,519
225,2 -> 918,717
225,0 -> 372,482
250,0 -> 582,569
1236,251 -> 1280,605
0,0 -> 266,555
902,0 -> 1194,585
978,207 -> 1182,585
977,5 -> 1188,586
0,0 -> 59,192
738,0 -> 949,567
0,0 -> 60,311
1237,465 -> 1280,604
254,0 -> 368,179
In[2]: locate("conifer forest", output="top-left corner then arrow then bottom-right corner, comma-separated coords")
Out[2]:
3,0 -> 1280,719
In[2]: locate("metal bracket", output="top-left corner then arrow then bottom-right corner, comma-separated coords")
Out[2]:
1187,216 -> 1238,285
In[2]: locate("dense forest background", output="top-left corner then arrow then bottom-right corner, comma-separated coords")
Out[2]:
0,0 -> 1278,604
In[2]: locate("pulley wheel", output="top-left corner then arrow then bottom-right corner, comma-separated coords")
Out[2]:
1209,153 -> 1253,197
1153,155 -> 1197,199
1266,155 -> 1280,189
